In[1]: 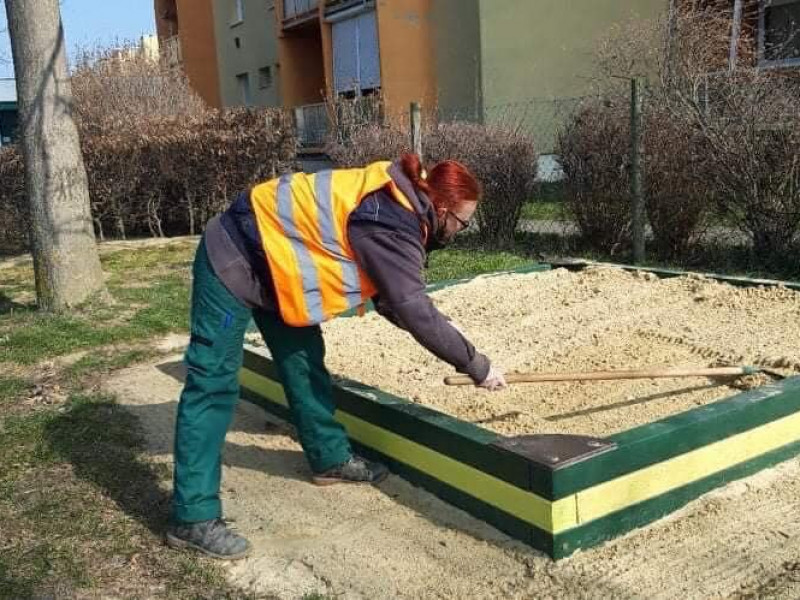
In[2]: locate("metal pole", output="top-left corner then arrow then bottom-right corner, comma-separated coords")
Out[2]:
665,0 -> 677,84
410,101 -> 422,158
729,0 -> 744,73
630,77 -> 646,264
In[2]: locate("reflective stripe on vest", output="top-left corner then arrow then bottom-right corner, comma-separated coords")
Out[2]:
313,170 -> 363,312
251,162 -> 416,327
276,174 -> 325,324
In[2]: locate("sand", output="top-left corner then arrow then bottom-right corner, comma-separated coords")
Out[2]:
317,266 -> 800,438
106,350 -> 800,599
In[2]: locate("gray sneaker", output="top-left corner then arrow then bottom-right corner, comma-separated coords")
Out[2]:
312,455 -> 389,486
166,518 -> 251,560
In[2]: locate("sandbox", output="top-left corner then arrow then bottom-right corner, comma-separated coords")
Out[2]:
239,263 -> 800,559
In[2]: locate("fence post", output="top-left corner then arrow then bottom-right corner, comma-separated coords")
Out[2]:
410,101 -> 423,158
630,77 -> 647,264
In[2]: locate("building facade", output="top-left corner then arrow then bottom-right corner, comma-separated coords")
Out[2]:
213,0 -> 282,108
160,1 -> 798,152
154,0 -> 223,107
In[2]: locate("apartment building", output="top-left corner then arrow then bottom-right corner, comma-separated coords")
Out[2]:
161,0 -> 668,148
160,1 -> 799,153
203,1 -> 434,142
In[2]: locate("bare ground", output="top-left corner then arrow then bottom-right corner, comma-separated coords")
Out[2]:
106,349 -> 800,600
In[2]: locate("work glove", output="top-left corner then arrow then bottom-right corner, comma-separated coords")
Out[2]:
478,366 -> 507,391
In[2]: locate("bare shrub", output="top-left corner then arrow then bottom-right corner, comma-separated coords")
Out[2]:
562,5 -> 800,265
557,100 -> 632,255
71,44 -> 206,135
0,42 -> 298,252
661,9 -> 800,262
0,146 -> 28,254
324,94 -> 537,249
325,122 -> 410,168
82,108 -> 297,240
645,107 -> 713,261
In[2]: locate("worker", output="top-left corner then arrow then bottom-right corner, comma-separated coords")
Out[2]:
166,153 -> 507,560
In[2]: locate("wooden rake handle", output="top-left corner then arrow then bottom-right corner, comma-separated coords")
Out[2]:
443,366 -> 758,386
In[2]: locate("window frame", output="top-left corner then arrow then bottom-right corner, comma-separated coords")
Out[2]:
258,66 -> 273,90
236,72 -> 252,106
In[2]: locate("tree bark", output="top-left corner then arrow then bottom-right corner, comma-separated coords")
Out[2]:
5,0 -> 105,311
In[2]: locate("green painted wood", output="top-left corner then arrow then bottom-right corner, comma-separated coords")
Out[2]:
552,378 -> 800,498
551,437 -> 800,559
242,348 -> 543,493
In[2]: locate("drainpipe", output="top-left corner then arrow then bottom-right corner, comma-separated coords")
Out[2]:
729,0 -> 744,72
665,0 -> 677,84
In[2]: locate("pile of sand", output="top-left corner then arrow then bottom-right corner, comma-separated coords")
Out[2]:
317,267 -> 800,437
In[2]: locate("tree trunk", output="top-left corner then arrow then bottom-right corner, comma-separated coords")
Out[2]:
5,0 -> 105,311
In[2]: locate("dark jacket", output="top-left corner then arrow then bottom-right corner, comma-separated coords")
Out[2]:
204,162 -> 490,383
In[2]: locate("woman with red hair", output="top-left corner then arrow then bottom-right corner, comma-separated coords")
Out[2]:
167,153 -> 506,559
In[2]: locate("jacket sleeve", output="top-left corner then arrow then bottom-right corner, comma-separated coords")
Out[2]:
349,222 -> 491,383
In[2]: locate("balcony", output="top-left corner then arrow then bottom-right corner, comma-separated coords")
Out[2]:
162,35 -> 182,67
283,0 -> 319,28
324,0 -> 373,19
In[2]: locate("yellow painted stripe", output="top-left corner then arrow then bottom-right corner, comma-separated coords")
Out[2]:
239,369 -> 288,407
240,368 -> 800,535
239,368 -> 572,533
575,409 -> 800,525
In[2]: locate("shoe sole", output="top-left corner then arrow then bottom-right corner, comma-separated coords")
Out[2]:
166,532 -> 251,561
312,469 -> 389,487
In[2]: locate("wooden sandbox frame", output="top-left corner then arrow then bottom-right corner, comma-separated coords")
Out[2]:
239,263 -> 800,559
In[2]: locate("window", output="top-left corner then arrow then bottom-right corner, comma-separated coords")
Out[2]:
760,0 -> 800,66
231,0 -> 244,25
236,73 -> 252,106
258,66 -> 273,89
234,37 -> 241,49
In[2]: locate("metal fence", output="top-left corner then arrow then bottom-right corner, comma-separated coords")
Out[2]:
294,78 -> 799,277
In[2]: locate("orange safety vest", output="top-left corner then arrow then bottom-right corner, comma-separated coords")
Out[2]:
250,161 -> 418,327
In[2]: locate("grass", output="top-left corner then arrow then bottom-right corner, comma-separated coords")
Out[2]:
0,246 -> 193,366
0,239 -> 260,599
0,376 -> 29,404
520,200 -> 564,221
0,393 -> 246,599
426,248 -> 532,282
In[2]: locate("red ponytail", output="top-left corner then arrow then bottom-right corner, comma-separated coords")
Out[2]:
399,153 -> 482,211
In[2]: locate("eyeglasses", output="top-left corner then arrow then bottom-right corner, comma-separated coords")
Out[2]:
448,211 -> 472,231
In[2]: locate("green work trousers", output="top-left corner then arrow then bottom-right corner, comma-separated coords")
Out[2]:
171,238 -> 352,524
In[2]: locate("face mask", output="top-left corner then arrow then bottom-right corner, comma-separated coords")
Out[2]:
425,219 -> 456,252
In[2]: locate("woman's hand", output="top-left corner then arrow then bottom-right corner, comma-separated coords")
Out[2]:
478,366 -> 507,391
